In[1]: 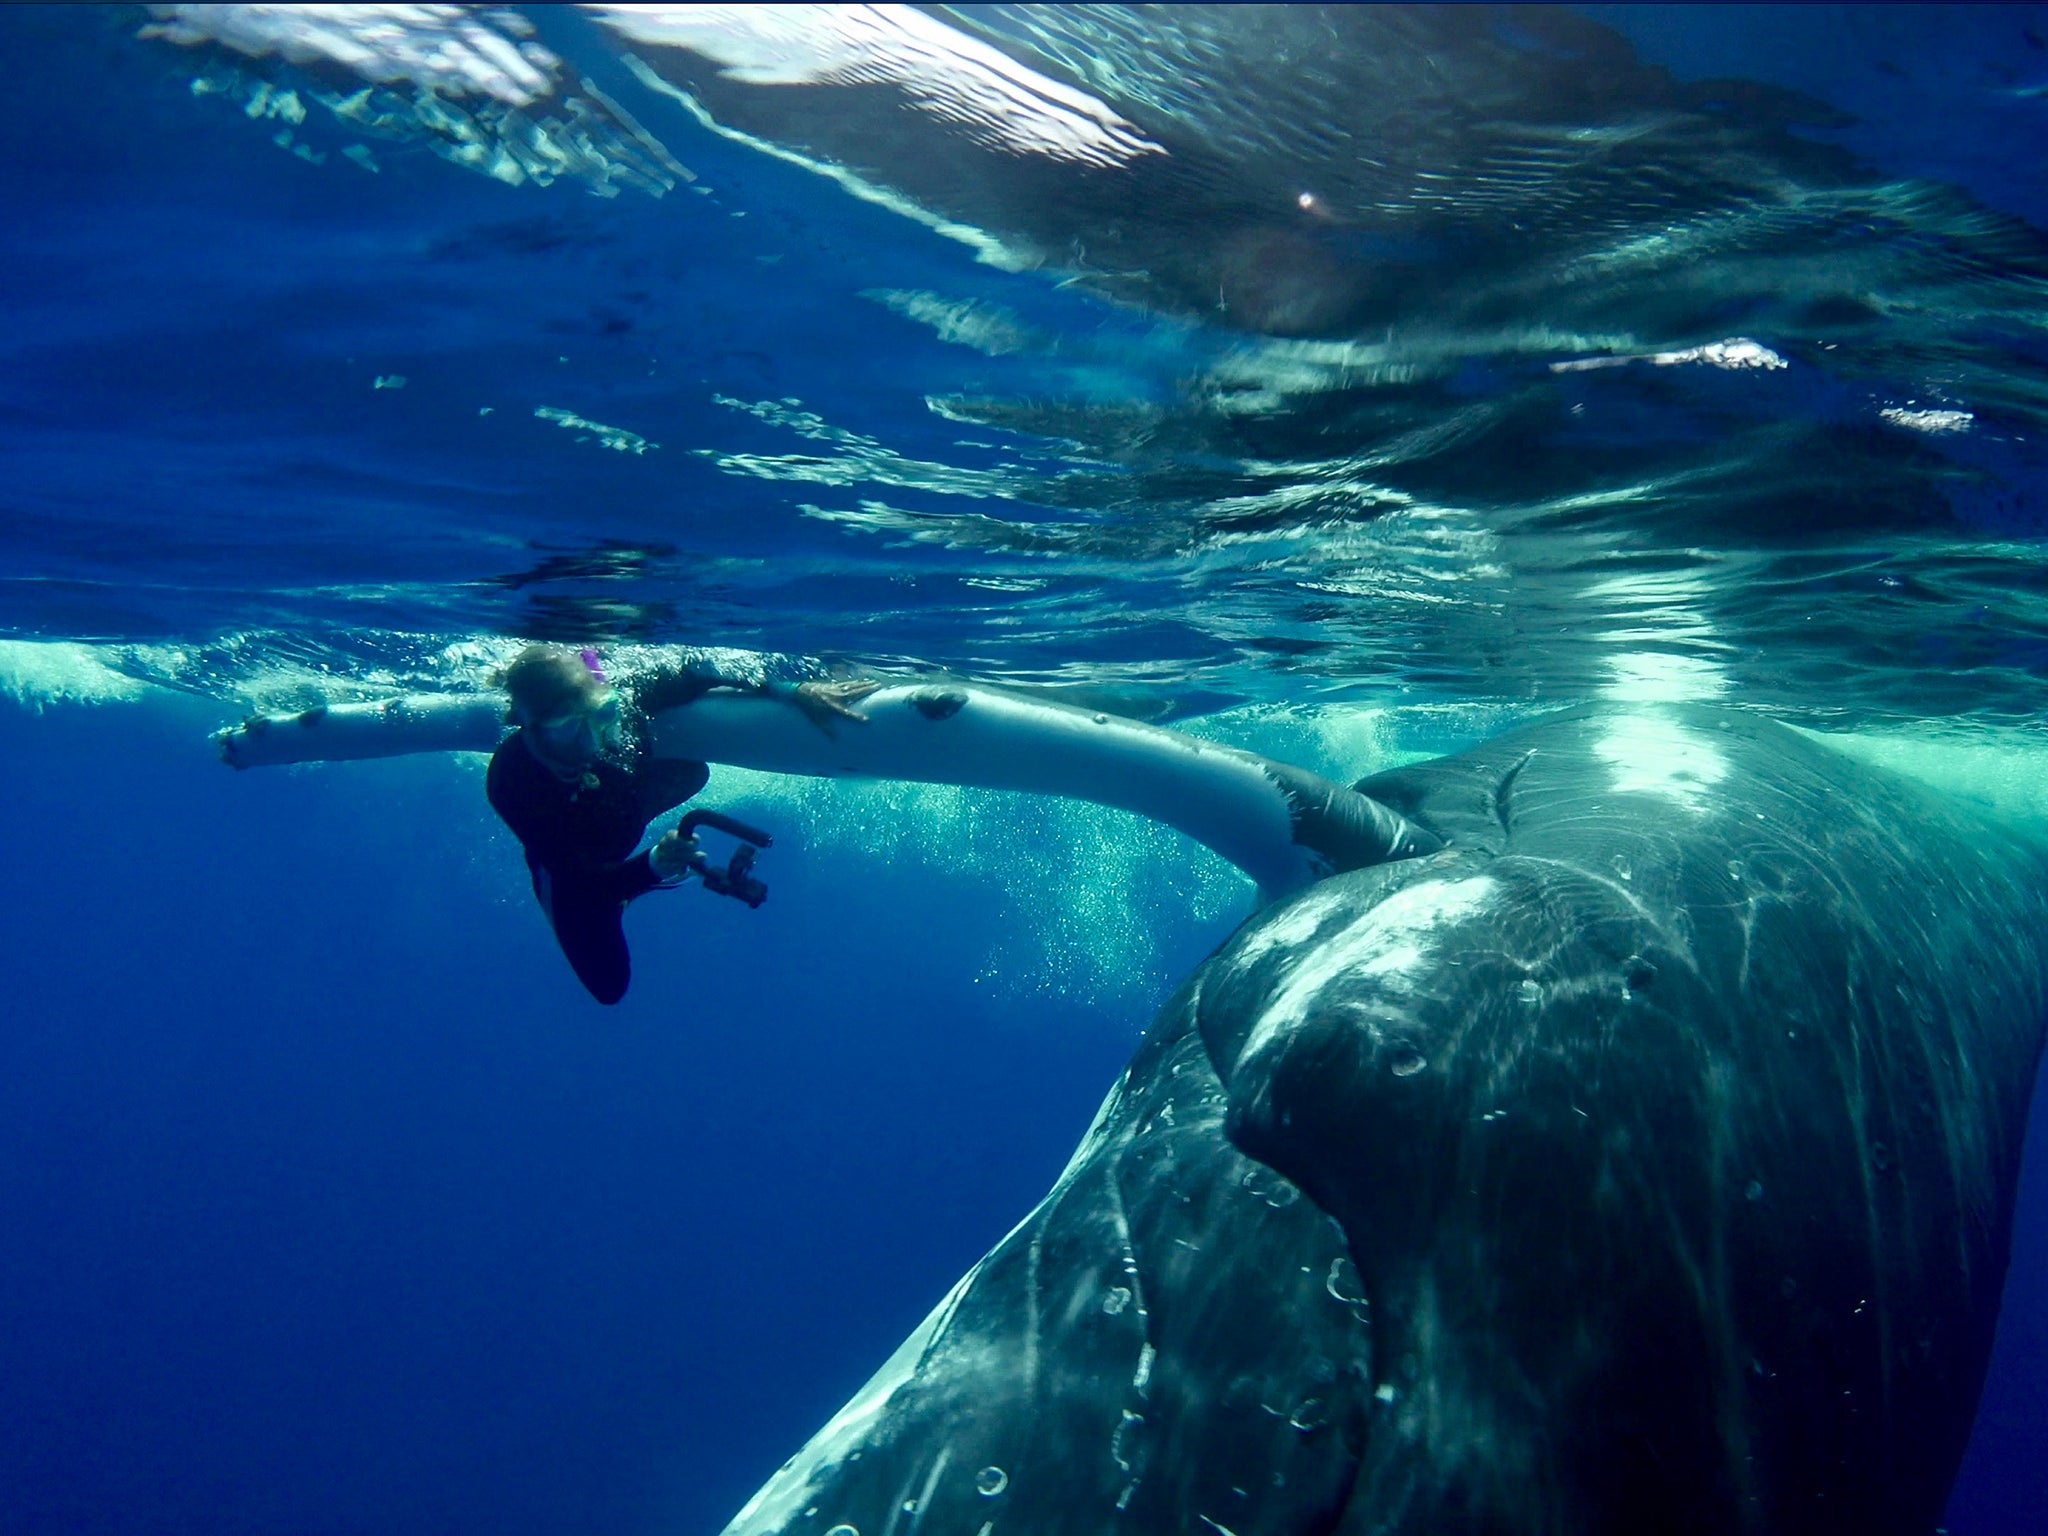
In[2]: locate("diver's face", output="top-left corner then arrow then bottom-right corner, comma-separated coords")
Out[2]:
528,688 -> 621,765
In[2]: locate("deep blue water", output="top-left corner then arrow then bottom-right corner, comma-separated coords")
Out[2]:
6,6 -> 2048,1533
0,695 -> 1216,1534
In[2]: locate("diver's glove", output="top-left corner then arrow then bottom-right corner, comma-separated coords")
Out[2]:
665,808 -> 773,907
648,828 -> 700,884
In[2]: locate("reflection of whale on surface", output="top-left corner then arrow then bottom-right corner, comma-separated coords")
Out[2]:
587,3 -> 2042,351
724,705 -> 2048,1536
133,5 -> 2046,348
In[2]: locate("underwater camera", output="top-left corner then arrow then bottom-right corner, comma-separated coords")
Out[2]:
675,807 -> 772,908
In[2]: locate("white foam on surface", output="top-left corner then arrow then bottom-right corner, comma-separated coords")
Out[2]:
534,405 -> 658,454
142,4 -> 689,195
863,290 -> 1039,357
0,640 -> 155,708
590,3 -> 1162,168
142,3 -> 559,106
1880,405 -> 1973,434
1550,336 -> 1787,373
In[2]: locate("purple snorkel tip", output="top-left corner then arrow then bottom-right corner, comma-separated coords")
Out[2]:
579,648 -> 607,685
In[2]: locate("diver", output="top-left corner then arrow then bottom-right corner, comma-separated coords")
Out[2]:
487,643 -> 877,1004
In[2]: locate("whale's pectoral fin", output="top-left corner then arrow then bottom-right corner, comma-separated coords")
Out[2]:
212,694 -> 508,768
721,1000 -> 1371,1536
1256,759 -> 1446,876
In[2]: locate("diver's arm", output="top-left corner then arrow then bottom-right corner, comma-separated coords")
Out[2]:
580,823 -> 707,901
506,812 -> 671,905
631,649 -> 880,732
211,651 -> 868,768
594,851 -> 669,902
631,647 -> 821,713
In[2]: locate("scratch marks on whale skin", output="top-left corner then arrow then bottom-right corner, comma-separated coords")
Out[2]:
1492,749 -> 1534,838
882,1447 -> 952,1536
1023,1227 -> 1044,1403
1504,853 -> 1665,938
1228,883 -> 1356,974
1237,877 -> 1501,1071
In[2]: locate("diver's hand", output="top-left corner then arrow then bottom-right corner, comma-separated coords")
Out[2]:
793,678 -> 882,734
650,829 -> 699,881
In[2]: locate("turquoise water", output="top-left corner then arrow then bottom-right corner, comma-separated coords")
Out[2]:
4,6 -> 2048,1533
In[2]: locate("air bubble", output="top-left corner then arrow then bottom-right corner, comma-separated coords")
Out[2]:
1610,854 -> 1632,881
1289,1398 -> 1329,1433
976,1467 -> 1009,1497
1386,1045 -> 1427,1078
1745,1180 -> 1763,1202
824,1525 -> 858,1536
1518,979 -> 1542,1005
1111,1409 -> 1145,1474
1326,1256 -> 1368,1307
1102,1286 -> 1133,1316
1872,1142 -> 1893,1172
1241,1167 -> 1299,1208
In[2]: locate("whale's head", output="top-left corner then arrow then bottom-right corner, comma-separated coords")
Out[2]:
1192,838 -> 1739,1533
719,707 -> 2048,1536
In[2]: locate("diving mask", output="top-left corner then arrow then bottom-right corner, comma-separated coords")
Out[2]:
532,689 -> 622,760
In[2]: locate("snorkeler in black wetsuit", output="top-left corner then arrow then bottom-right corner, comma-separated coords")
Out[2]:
487,644 -> 876,1004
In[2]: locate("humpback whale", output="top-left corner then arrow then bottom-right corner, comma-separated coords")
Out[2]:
720,705 -> 2048,1536
215,686 -> 2047,1526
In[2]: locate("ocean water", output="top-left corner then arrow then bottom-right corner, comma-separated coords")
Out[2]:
3,5 -> 2048,1533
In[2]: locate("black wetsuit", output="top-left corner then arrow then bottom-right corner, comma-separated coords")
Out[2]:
486,710 -> 708,1005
